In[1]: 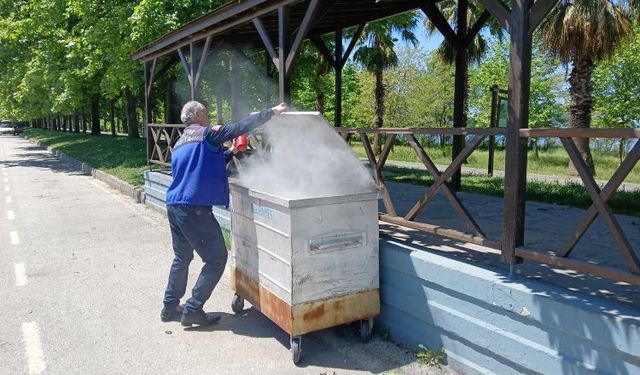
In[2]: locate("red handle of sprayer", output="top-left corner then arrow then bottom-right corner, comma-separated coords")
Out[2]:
233,134 -> 248,152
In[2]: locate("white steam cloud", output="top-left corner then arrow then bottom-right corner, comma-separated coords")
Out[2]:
235,112 -> 377,199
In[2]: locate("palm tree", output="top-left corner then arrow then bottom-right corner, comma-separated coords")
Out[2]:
353,13 -> 418,155
424,2 -> 503,128
540,1 -> 632,176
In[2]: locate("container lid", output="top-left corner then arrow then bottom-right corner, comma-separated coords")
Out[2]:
229,179 -> 380,208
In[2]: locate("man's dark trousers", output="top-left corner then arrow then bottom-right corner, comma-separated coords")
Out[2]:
163,204 -> 228,316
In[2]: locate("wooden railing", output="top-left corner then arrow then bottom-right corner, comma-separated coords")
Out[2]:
515,128 -> 640,285
336,127 -> 640,286
147,124 -> 185,166
146,123 -> 640,285
335,127 -> 506,250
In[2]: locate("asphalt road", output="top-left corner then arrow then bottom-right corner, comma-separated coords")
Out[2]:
0,135 -> 456,375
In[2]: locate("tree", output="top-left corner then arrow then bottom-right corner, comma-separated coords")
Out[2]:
352,13 -> 418,154
469,37 -> 566,159
540,1 -> 633,175
593,25 -> 640,161
423,1 -> 503,128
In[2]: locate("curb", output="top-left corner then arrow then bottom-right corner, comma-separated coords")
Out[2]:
24,136 -> 146,204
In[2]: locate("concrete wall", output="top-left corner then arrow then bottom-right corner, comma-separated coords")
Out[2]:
379,239 -> 640,375
144,170 -> 230,229
144,170 -> 640,375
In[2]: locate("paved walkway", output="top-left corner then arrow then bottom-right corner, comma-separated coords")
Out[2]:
0,135 -> 456,375
380,180 -> 640,310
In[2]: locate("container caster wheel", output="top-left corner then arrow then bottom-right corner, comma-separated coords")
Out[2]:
359,319 -> 373,342
231,294 -> 244,314
291,336 -> 302,364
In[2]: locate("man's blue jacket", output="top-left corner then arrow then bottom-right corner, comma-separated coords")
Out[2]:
166,108 -> 274,207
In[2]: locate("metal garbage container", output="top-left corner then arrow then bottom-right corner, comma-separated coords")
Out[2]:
229,181 -> 380,363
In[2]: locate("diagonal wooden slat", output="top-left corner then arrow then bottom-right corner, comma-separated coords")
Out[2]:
420,1 -> 460,48
360,133 -> 377,177
476,0 -> 511,32
404,135 -> 486,221
466,10 -> 490,47
560,140 -> 640,256
407,134 -> 485,237
253,17 -> 279,67
360,133 -> 396,217
177,47 -> 193,86
194,36 -> 213,89
528,0 -> 559,34
560,138 -> 640,275
310,35 -> 336,68
340,24 -> 365,69
286,0 -> 321,72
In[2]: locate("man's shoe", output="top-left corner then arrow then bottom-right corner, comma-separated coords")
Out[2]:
181,310 -> 221,327
160,304 -> 183,322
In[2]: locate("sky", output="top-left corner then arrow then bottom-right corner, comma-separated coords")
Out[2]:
414,29 -> 444,52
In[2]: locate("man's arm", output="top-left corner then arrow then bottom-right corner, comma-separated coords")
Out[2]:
205,108 -> 274,146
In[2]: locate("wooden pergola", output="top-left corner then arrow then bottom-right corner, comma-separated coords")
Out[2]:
133,0 -> 640,286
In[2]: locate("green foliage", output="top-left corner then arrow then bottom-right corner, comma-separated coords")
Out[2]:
349,48 -> 455,129
593,25 -> 640,129
378,327 -> 392,342
25,128 -> 149,186
468,37 -> 566,129
415,344 -> 445,367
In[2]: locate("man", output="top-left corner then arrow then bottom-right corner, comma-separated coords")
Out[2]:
161,101 -> 287,327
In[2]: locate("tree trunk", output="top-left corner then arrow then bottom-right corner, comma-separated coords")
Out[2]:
74,113 -> 80,132
373,67 -> 385,156
110,100 -> 116,136
315,52 -> 327,114
230,54 -> 242,122
165,76 -> 181,124
619,138 -> 626,163
124,86 -> 139,139
81,107 -> 87,133
90,94 -> 101,136
567,57 -> 596,176
215,95 -> 224,125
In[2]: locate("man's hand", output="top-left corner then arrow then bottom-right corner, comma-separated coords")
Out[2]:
271,103 -> 287,115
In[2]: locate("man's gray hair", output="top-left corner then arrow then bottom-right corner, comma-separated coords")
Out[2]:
180,101 -> 207,125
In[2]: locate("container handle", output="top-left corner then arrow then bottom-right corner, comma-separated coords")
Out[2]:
308,233 -> 364,252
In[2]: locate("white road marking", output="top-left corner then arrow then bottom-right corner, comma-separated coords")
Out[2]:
15,263 -> 27,286
3,186 -> 9,192
10,231 -> 19,245
7,210 -> 15,220
5,196 -> 12,204
21,322 -> 46,375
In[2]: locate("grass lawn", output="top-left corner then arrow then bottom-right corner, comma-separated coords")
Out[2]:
350,141 -> 640,184
386,166 -> 640,216
25,128 -> 153,187
24,128 -> 640,216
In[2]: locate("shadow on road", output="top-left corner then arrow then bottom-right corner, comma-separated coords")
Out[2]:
0,144 -> 89,177
183,308 -> 415,372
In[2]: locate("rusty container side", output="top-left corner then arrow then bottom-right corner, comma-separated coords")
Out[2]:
229,182 -> 380,337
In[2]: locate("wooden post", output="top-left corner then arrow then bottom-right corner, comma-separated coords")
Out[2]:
335,28 -> 343,127
502,0 -> 532,265
278,6 -> 291,104
230,53 -> 241,122
451,0 -> 469,192
488,85 -> 499,176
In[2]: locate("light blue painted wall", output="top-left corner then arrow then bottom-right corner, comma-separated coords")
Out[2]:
144,170 -> 640,375
379,239 -> 640,375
